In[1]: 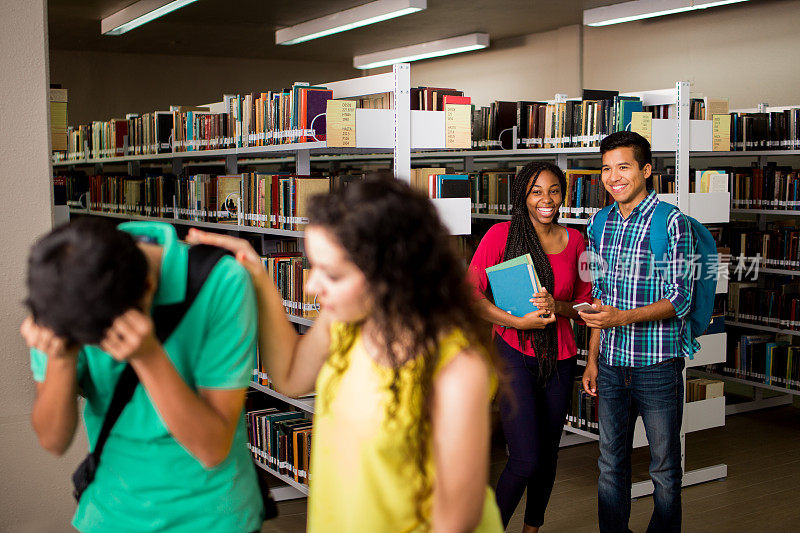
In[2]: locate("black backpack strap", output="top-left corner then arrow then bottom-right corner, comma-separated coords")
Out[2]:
96,245 -> 232,455
73,244 -> 232,502
152,244 -> 233,342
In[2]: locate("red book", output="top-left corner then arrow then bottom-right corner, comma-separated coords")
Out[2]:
443,95 -> 471,106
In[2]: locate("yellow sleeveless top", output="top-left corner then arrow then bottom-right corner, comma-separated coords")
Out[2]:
307,322 -> 503,533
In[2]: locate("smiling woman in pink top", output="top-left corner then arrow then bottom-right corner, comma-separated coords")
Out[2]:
468,161 -> 592,533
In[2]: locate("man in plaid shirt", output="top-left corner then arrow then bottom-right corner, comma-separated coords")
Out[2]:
580,131 -> 695,533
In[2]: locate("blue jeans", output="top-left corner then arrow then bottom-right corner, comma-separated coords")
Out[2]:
597,357 -> 685,533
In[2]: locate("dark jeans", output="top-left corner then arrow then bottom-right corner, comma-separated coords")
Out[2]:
597,358 -> 685,533
494,337 -> 576,528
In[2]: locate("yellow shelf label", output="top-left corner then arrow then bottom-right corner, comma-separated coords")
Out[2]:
445,104 -> 471,149
326,100 -> 356,148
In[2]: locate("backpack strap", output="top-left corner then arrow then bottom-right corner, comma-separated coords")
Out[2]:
84,245 -> 232,481
152,244 -> 232,341
649,201 -> 678,264
589,204 -> 614,252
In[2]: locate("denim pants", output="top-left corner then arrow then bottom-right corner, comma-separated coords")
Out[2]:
597,357 -> 685,533
494,337 -> 576,528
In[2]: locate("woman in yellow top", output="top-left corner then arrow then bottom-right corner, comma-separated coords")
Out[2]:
188,175 -> 502,532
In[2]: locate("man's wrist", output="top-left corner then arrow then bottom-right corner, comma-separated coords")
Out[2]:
48,355 -> 78,372
129,343 -> 166,367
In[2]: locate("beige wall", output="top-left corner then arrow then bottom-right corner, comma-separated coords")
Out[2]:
0,1 -> 87,531
366,0 -> 799,110
367,25 -> 582,107
50,50 -> 358,126
583,0 -> 800,110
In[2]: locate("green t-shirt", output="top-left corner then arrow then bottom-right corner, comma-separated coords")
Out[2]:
30,222 -> 264,532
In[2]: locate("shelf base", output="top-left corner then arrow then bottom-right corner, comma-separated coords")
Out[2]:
271,485 -> 307,502
559,430 -> 596,447
631,464 -> 727,499
725,391 -> 794,415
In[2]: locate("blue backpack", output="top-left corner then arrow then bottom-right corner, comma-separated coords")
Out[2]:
589,201 -> 718,340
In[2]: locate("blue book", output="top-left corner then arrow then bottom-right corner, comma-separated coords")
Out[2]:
486,254 -> 543,318
617,98 -> 643,132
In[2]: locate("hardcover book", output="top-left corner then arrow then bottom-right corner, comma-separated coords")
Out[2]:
486,254 -> 543,317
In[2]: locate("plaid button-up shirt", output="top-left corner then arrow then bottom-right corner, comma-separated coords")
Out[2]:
587,191 -> 698,367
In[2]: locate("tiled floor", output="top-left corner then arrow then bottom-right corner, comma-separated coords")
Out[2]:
263,403 -> 800,532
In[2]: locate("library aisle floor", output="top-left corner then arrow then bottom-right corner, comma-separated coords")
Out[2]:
264,403 -> 800,532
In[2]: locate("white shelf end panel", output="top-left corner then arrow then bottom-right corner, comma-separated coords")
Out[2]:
688,332 -> 727,368
632,396 -> 725,448
432,198 -> 471,235
649,119 -> 712,152
656,192 -> 731,223
411,111 -> 446,149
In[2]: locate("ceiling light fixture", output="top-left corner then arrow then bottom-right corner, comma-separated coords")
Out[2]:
102,0 -> 201,35
583,0 -> 750,27
353,32 -> 489,70
276,0 -> 426,46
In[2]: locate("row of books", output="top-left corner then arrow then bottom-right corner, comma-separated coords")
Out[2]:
407,167 -> 473,199
469,170 -> 514,215
685,378 -> 724,402
308,86 -> 467,111
58,84 -> 471,160
246,408 -> 312,485
643,96 -> 728,120
463,165 -> 728,219
63,84 -> 336,160
729,164 -> 800,210
721,335 -> 800,389
727,224 -> 800,271
62,171 -> 341,231
566,377 -> 598,433
264,253 -> 320,319
728,281 -> 800,330
471,91 -> 645,150
238,174 -> 331,230
729,108 -> 800,151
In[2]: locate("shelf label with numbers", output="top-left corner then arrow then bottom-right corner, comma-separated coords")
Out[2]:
445,104 -> 471,149
326,100 -> 356,148
712,114 -> 731,151
631,112 -> 652,144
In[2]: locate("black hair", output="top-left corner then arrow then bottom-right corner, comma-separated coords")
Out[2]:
25,217 -> 149,345
307,173 -> 495,526
600,130 -> 652,169
503,161 -> 565,383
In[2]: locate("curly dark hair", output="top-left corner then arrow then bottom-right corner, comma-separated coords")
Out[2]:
504,161 -> 566,383
308,173 -> 494,526
25,217 -> 148,345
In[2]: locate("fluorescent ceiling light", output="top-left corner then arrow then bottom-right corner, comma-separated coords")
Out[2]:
102,0 -> 200,35
276,0 -> 426,45
354,33 -> 489,70
583,0 -> 750,27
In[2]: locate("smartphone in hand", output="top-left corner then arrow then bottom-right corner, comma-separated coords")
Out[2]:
573,302 -> 600,314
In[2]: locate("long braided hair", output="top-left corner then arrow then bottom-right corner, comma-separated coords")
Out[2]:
503,161 -> 566,383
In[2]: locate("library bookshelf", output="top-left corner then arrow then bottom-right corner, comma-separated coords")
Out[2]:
62,64 -> 474,501
698,104 -> 800,415
420,81 -> 732,498
58,76 -> 753,500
